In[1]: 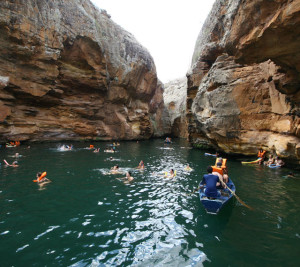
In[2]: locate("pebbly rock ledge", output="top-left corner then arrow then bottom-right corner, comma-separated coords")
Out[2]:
187,0 -> 300,162
0,0 -> 169,142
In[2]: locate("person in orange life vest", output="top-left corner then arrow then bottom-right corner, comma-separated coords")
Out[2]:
213,158 -> 229,183
212,161 -> 228,185
257,148 -> 266,164
36,172 -> 51,184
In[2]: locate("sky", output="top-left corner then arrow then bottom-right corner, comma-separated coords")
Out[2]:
91,0 -> 215,83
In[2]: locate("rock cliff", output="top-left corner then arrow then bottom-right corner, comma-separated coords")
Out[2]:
187,0 -> 300,162
163,77 -> 188,138
0,0 -> 169,142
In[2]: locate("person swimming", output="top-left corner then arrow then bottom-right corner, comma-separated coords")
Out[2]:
154,169 -> 176,179
3,159 -> 19,167
118,171 -> 134,183
184,164 -> 193,171
36,172 -> 51,184
110,165 -> 122,174
136,160 -> 145,169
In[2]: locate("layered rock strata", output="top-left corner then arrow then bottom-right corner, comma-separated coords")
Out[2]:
163,77 -> 188,138
188,0 -> 300,162
0,0 -> 169,142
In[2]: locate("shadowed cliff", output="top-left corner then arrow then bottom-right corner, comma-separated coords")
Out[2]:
187,0 -> 300,162
0,0 -> 170,142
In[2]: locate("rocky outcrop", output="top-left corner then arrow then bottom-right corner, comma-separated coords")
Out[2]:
188,0 -> 300,162
0,0 -> 168,142
163,77 -> 188,138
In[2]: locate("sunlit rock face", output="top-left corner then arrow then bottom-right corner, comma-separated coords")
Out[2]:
163,77 -> 188,138
188,0 -> 300,162
0,0 -> 168,142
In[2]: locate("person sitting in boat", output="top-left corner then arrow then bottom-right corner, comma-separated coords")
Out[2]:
212,159 -> 229,184
136,160 -> 145,169
264,155 -> 275,166
275,157 -> 285,167
212,162 -> 227,186
257,148 -> 266,164
201,166 -> 221,198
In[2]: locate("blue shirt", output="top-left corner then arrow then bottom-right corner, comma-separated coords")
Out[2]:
202,174 -> 220,198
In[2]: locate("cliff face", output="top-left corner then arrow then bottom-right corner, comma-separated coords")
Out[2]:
163,78 -> 188,138
188,0 -> 300,161
0,0 -> 169,142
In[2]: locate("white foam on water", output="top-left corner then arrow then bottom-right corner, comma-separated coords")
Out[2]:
34,225 -> 60,240
16,244 -> 29,253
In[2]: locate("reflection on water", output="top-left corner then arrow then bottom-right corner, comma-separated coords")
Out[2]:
0,139 -> 300,266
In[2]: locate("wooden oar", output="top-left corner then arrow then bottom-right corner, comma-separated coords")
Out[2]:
186,185 -> 204,196
220,180 -> 253,210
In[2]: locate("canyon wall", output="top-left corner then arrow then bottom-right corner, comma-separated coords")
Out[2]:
163,77 -> 188,138
0,0 -> 169,142
187,0 -> 300,162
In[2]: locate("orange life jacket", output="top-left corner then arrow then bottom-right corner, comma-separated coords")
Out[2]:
258,150 -> 266,158
212,166 -> 224,175
212,158 -> 227,175
38,172 -> 47,182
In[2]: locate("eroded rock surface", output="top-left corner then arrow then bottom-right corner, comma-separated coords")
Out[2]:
188,0 -> 300,162
163,77 -> 188,138
0,0 -> 168,142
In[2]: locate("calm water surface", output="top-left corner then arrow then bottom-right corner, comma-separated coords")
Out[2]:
0,139 -> 299,266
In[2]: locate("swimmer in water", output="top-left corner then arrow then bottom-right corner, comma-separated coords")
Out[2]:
184,164 -> 193,171
36,172 -> 51,184
110,165 -> 122,174
154,169 -> 176,179
3,159 -> 19,167
136,160 -> 145,169
118,171 -> 134,183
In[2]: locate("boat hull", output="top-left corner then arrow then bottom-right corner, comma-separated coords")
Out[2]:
199,178 -> 235,214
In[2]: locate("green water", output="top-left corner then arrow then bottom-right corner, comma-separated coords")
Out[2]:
0,139 -> 300,266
